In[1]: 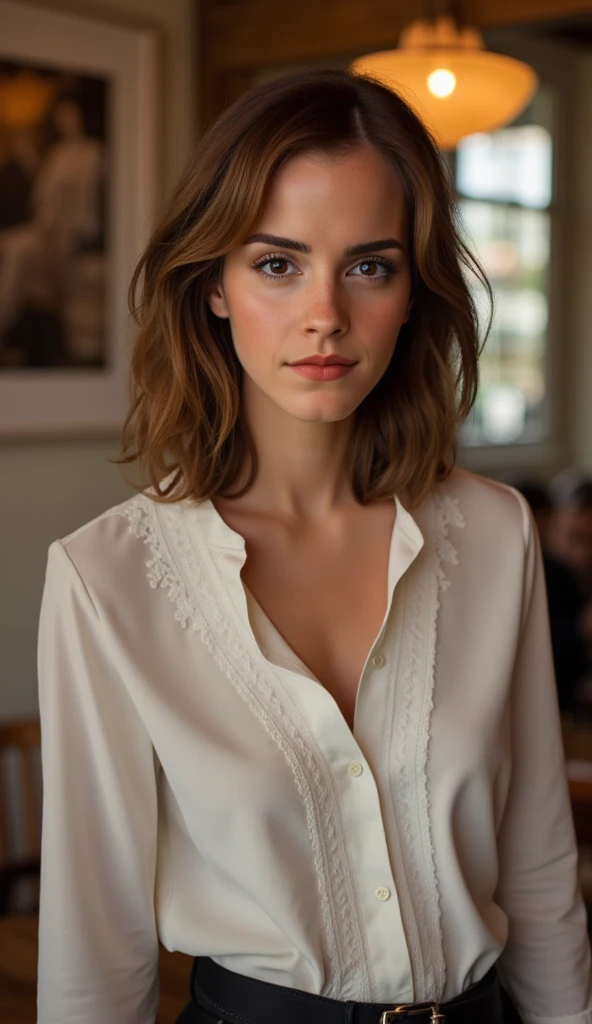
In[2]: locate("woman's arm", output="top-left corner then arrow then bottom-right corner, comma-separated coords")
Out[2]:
495,494 -> 592,1023
37,540 -> 160,1024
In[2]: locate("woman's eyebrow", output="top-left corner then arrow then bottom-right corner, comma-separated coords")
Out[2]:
346,238 -> 405,256
243,233 -> 405,255
244,233 -> 310,252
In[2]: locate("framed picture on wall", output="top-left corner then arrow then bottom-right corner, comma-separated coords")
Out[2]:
0,0 -> 159,436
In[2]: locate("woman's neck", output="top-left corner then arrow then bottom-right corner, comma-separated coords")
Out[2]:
237,380 -> 356,520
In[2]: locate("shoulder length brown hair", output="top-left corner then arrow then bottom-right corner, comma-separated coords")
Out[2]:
117,68 -> 490,509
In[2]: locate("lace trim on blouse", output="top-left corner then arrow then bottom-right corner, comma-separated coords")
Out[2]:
384,493 -> 464,999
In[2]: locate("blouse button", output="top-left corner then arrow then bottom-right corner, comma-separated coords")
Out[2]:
348,761 -> 363,777
371,653 -> 386,668
375,886 -> 391,901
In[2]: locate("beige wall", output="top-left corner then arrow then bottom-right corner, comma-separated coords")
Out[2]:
0,0 -> 197,719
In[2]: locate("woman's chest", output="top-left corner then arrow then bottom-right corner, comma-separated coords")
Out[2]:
238,509 -> 396,730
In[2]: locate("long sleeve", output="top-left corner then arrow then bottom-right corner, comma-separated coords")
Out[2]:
37,540 -> 161,1024
495,496 -> 592,1022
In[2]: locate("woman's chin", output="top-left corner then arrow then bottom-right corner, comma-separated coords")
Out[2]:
282,398 -> 360,424
245,377 -> 366,423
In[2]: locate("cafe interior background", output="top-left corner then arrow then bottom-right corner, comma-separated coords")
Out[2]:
1,0 -> 592,1019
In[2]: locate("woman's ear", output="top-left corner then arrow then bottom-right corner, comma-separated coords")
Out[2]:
207,282 -> 230,319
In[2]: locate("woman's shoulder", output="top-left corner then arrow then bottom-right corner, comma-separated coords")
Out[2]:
48,483 -> 225,608
56,491 -> 148,550
435,466 -> 532,545
47,489 -> 179,602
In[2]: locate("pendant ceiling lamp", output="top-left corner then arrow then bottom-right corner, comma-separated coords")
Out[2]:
351,15 -> 538,150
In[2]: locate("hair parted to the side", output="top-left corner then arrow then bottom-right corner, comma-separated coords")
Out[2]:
115,68 -> 491,509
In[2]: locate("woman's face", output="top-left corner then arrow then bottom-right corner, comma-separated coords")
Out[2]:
208,142 -> 412,425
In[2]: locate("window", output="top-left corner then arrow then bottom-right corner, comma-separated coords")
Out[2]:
455,87 -> 555,448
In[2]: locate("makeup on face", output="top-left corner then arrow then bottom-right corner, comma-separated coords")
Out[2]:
286,352 -> 357,382
240,231 -> 407,385
244,234 -> 405,292
289,364 -> 356,381
208,145 -> 412,423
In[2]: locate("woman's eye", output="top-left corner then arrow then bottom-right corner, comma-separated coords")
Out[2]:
254,256 -> 298,277
349,259 -> 392,279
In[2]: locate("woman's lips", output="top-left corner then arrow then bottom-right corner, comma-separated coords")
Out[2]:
288,363 -> 356,381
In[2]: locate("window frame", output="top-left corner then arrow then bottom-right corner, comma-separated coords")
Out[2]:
456,30 -> 577,475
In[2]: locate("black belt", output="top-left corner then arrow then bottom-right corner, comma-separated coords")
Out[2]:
189,956 -> 504,1024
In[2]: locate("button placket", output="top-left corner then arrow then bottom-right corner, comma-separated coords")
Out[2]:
332,724 -> 413,1000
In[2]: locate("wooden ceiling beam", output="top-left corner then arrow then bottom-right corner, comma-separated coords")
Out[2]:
204,0 -> 592,69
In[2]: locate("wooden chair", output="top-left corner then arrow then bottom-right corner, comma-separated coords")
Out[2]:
0,717 -> 42,916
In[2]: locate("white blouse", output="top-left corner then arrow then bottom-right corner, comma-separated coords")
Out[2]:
37,467 -> 592,1024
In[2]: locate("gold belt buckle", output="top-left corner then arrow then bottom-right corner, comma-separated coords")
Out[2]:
381,1002 -> 445,1024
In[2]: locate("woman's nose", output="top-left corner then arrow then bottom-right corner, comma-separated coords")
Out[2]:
300,281 -> 349,338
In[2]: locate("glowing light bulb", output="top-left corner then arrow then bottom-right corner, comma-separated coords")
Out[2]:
427,68 -> 457,98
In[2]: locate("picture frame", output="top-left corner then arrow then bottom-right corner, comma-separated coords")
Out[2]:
0,0 -> 159,437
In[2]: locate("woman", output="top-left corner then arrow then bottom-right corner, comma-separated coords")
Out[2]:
37,70 -> 591,1024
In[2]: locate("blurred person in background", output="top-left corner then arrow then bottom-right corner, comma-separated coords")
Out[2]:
549,471 -> 592,703
509,478 -> 590,712
550,471 -> 592,602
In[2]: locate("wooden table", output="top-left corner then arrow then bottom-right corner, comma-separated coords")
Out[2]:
0,914 -> 193,1023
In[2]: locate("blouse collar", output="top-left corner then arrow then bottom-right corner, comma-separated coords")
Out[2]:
190,491 -> 425,600
156,470 -> 424,572
192,491 -> 422,550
